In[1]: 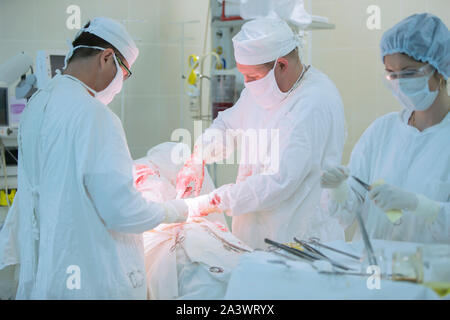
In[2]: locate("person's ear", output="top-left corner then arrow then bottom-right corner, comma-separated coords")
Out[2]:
437,73 -> 445,89
430,72 -> 444,91
99,48 -> 115,71
277,57 -> 289,72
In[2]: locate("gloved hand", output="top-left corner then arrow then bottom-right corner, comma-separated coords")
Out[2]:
320,165 -> 350,204
161,199 -> 188,224
133,163 -> 160,191
185,193 -> 222,218
175,152 -> 205,199
320,165 -> 350,188
369,183 -> 418,212
369,183 -> 441,224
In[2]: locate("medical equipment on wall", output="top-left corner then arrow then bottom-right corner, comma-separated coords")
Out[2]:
186,51 -> 224,120
0,52 -> 36,209
210,69 -> 236,119
0,50 -> 64,211
183,2 -> 242,121
216,0 -> 241,21
35,50 -> 66,89
186,54 -> 201,115
0,52 -> 34,90
0,52 -> 34,132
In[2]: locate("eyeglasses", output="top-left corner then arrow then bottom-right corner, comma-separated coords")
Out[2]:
116,55 -> 132,80
384,64 -> 435,81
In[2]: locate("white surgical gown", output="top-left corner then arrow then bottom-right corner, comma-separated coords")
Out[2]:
0,74 -> 167,299
204,67 -> 347,249
327,109 -> 450,243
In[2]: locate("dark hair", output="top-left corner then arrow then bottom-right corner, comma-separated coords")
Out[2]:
67,21 -> 125,64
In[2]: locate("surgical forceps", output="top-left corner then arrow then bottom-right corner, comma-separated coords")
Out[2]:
307,237 -> 361,261
264,238 -> 354,271
169,231 -> 186,252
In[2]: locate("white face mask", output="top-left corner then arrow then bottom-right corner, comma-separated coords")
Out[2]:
244,60 -> 289,110
245,60 -> 307,110
388,72 -> 439,111
95,54 -> 123,105
63,45 -> 123,105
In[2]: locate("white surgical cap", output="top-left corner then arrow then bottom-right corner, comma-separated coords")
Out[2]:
73,17 -> 139,66
380,13 -> 449,79
232,18 -> 300,65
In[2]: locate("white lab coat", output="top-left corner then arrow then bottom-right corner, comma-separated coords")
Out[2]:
204,67 -> 347,249
0,74 -> 167,299
327,109 -> 450,243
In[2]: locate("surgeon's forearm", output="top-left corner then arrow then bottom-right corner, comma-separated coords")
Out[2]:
107,203 -> 166,233
85,172 -> 166,234
106,197 -> 166,234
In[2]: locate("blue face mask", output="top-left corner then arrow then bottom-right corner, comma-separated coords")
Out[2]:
388,71 -> 439,111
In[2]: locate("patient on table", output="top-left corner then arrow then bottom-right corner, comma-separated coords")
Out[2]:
134,142 -> 252,300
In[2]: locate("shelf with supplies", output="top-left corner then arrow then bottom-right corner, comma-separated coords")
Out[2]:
211,16 -> 335,30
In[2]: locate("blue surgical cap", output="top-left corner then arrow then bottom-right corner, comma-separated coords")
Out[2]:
380,13 -> 450,79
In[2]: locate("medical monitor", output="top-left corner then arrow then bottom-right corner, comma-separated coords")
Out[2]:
0,87 -> 8,127
35,50 -> 66,89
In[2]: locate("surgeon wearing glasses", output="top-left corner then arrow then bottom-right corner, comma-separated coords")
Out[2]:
321,13 -> 450,243
3,17 -> 188,299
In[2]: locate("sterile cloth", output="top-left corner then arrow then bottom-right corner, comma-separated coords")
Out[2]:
225,239 -> 441,299
144,218 -> 252,300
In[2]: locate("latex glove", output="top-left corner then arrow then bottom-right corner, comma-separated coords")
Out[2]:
321,165 -> 350,204
370,180 -> 402,223
175,152 -> 205,199
161,199 -> 188,224
369,183 -> 418,212
185,193 -> 222,218
320,165 -> 350,188
133,163 -> 160,191
369,184 -> 441,224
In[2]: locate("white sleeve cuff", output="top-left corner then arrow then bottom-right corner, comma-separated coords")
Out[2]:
411,194 -> 442,224
161,202 -> 180,224
330,181 -> 350,204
